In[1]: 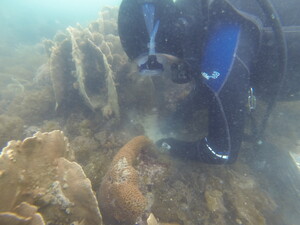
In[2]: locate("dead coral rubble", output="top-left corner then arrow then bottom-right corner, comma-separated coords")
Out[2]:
147,213 -> 180,225
98,136 -> 154,225
0,130 -> 103,225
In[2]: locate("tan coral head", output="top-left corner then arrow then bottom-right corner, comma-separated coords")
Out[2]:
98,136 -> 153,224
0,202 -> 45,225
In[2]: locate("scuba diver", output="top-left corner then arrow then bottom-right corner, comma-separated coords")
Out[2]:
118,0 -> 300,164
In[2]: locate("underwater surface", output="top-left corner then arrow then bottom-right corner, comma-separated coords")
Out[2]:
0,1 -> 299,225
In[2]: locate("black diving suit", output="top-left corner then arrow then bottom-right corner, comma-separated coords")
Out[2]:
118,0 -> 300,164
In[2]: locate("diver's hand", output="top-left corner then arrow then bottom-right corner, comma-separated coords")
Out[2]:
156,138 -> 199,159
170,61 -> 192,84
156,138 -> 177,152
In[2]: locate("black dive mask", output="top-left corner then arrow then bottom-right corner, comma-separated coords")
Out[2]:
138,55 -> 164,75
118,0 -> 185,76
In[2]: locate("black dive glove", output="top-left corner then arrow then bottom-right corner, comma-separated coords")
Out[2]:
156,138 -> 200,160
170,61 -> 193,84
156,137 -> 231,164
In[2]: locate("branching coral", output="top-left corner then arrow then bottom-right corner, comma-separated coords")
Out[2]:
98,136 -> 154,224
0,130 -> 103,225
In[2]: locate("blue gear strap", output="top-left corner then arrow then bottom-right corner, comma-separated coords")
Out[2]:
201,22 -> 241,93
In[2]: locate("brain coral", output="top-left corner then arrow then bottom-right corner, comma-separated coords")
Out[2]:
98,136 -> 153,225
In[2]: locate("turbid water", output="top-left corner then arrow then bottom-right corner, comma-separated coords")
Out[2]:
0,1 -> 299,225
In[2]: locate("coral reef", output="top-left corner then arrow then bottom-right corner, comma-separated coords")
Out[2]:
71,135 -> 100,165
48,37 -> 73,112
41,6 -> 192,125
0,43 -> 47,116
0,4 -> 299,225
6,87 -> 55,124
98,136 -> 154,225
0,130 -> 103,225
0,114 -> 24,150
46,7 -> 124,119
150,160 -> 278,225
0,202 -> 45,225
146,213 -> 180,225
